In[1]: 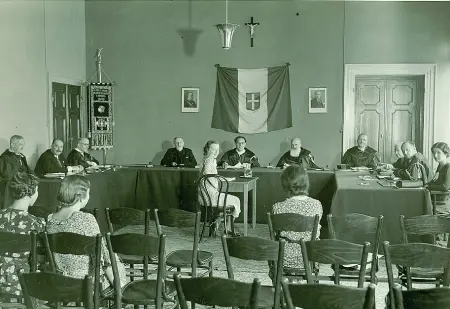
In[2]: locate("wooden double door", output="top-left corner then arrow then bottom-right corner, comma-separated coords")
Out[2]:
52,82 -> 82,158
354,75 -> 425,163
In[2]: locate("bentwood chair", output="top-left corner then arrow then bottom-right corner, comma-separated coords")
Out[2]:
0,231 -> 37,308
19,273 -> 94,309
328,213 -> 384,284
174,274 -> 261,309
154,209 -> 214,279
282,279 -> 376,309
393,283 -> 450,309
105,207 -> 152,280
383,241 -> 450,309
300,239 -> 371,288
222,235 -> 285,309
197,174 -> 235,241
43,231 -> 102,309
268,212 -> 320,282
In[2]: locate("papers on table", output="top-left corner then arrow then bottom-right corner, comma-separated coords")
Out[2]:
44,173 -> 65,179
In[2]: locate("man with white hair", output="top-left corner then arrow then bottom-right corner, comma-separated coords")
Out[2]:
390,141 -> 433,183
34,139 -> 83,177
67,138 -> 99,168
0,135 -> 32,207
341,133 -> 380,168
276,138 -> 320,169
161,137 -> 197,167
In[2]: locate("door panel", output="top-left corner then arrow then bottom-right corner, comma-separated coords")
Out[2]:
52,82 -> 67,143
67,85 -> 81,152
355,80 -> 385,161
385,79 -> 417,162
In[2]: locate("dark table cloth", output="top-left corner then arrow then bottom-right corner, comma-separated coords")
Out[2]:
331,171 -> 433,245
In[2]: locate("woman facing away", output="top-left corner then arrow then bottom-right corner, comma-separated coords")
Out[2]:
46,175 -> 127,294
425,142 -> 450,217
0,172 -> 45,302
269,165 -> 323,280
199,140 -> 241,236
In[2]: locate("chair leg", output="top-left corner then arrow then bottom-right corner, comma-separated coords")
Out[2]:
209,260 -> 213,277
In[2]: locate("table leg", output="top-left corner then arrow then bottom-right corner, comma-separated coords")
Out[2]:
243,183 -> 248,236
252,184 -> 257,229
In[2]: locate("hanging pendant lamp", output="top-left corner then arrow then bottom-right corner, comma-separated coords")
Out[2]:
214,0 -> 239,50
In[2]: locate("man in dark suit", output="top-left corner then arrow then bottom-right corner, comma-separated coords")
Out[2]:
67,137 -> 99,169
310,90 -> 325,108
161,137 -> 197,167
34,139 -> 82,177
184,92 -> 197,108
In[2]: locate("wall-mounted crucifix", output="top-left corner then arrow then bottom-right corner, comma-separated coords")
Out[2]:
245,17 -> 260,47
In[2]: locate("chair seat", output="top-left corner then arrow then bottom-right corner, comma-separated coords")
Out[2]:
166,250 -> 213,267
255,285 -> 275,308
119,253 -> 158,265
121,280 -> 177,305
399,267 -> 444,279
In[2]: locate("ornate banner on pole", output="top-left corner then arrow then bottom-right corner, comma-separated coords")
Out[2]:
87,82 -> 114,149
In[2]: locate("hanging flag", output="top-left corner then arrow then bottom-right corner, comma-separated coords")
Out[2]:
211,64 -> 292,134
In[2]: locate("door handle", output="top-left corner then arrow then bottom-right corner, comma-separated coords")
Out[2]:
381,134 -> 384,138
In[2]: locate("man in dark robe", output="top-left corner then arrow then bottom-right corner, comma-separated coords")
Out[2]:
218,136 -> 260,168
184,92 -> 197,108
160,137 -> 197,167
342,133 -> 380,168
276,138 -> 320,169
392,141 -> 433,184
0,135 -> 33,208
34,139 -> 82,177
67,137 -> 99,169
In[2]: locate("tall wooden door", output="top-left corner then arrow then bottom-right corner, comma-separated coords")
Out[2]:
355,76 -> 424,163
52,82 -> 82,157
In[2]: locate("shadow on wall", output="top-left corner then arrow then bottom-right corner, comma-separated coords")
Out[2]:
271,141 -> 291,166
152,140 -> 173,165
177,28 -> 203,57
29,143 -> 46,169
0,138 -> 8,152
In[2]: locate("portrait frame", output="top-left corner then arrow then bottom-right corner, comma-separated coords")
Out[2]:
308,87 -> 327,114
181,87 -> 200,113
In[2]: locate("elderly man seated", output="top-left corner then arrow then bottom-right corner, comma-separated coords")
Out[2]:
386,141 -> 433,183
218,136 -> 260,168
160,137 -> 197,167
342,133 -> 380,168
67,138 -> 99,169
34,139 -> 82,177
276,138 -> 320,169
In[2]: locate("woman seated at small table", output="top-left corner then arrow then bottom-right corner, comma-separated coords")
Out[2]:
0,172 -> 45,303
425,142 -> 450,216
269,165 -> 323,280
46,175 -> 127,294
199,140 -> 241,236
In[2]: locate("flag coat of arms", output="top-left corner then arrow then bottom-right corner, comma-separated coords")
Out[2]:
211,65 -> 292,134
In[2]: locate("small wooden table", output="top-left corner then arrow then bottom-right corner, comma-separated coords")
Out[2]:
222,176 -> 258,236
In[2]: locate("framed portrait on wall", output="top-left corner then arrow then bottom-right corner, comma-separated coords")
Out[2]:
308,87 -> 327,114
181,87 -> 199,113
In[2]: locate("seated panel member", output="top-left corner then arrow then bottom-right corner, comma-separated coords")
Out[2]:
34,139 -> 82,177
0,135 -> 33,208
160,137 -> 197,167
341,133 -> 380,168
425,143 -> 450,216
218,136 -> 260,168
67,138 -> 99,169
392,144 -> 405,168
392,141 -> 433,183
276,138 -> 320,169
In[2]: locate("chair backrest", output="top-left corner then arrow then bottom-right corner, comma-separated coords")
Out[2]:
106,232 -> 166,309
174,274 -> 260,309
44,231 -> 101,309
268,212 -> 320,241
154,208 -> 201,276
198,174 -> 229,207
281,279 -> 376,309
328,213 -> 383,283
301,239 -> 371,288
384,241 -> 450,307
400,214 -> 450,246
222,235 -> 284,309
0,230 -> 37,272
19,272 -> 93,309
105,207 -> 151,234
393,283 -> 450,309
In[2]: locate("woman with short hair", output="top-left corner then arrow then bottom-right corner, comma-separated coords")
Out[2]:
269,165 -> 323,279
46,175 -> 127,293
0,172 -> 45,302
426,142 -> 450,216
